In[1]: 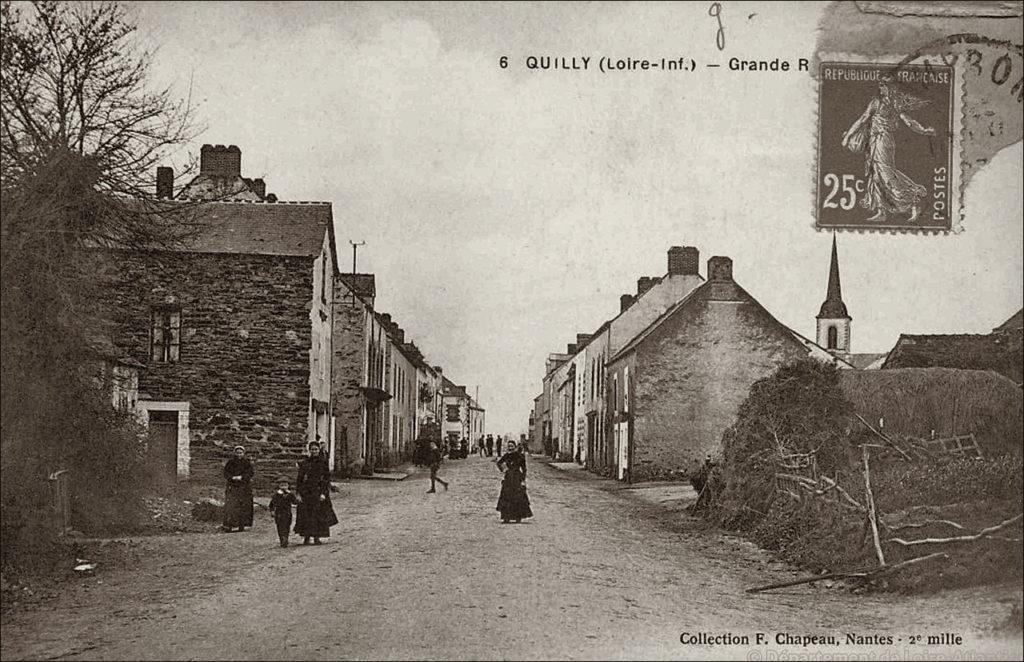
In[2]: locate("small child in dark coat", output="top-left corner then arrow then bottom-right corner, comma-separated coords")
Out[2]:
269,477 -> 298,547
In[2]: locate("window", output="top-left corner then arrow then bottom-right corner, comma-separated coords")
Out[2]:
150,307 -> 181,363
827,326 -> 838,350
623,366 -> 630,413
612,374 -> 619,414
446,405 -> 461,422
320,254 -> 328,304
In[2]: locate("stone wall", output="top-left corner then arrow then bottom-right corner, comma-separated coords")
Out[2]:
629,285 -> 808,482
109,250 -> 315,485
330,291 -> 368,475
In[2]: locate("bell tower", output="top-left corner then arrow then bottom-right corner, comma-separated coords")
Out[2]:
816,235 -> 851,357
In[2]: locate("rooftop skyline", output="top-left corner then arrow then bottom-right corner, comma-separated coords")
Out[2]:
135,1 -> 1023,433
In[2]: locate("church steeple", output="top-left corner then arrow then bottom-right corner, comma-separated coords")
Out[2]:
816,235 -> 851,356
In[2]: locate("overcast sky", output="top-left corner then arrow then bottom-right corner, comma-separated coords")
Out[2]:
132,1 -> 1023,435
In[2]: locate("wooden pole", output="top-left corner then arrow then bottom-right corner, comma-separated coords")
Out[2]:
862,445 -> 886,566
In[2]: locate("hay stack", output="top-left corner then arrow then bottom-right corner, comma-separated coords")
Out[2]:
839,368 -> 1023,455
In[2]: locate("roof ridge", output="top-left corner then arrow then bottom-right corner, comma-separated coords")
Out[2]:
173,197 -> 331,205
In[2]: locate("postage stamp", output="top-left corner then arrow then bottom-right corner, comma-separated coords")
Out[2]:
816,58 -> 961,233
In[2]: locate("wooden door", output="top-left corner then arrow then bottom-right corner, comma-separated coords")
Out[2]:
148,411 -> 178,483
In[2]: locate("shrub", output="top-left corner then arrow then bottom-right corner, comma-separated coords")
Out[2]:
708,359 -> 852,530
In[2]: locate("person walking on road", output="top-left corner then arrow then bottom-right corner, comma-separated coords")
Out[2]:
496,436 -> 503,457
496,441 -> 533,524
426,441 -> 449,493
222,445 -> 254,532
295,440 -> 337,545
485,435 -> 494,457
477,436 -> 486,457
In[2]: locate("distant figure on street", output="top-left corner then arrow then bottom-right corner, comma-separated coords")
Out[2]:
295,440 -> 337,545
496,441 -> 532,523
485,435 -> 494,457
460,437 -> 469,459
477,436 -> 486,456
496,436 -> 503,457
269,476 -> 297,547
426,441 -> 449,493
222,445 -> 254,532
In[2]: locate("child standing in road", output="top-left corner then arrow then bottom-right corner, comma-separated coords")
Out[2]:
269,476 -> 298,547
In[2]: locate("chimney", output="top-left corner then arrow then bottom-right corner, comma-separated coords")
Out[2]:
567,343 -> 578,354
395,328 -> 405,344
156,167 -> 174,199
251,178 -> 266,199
199,144 -> 242,177
637,276 -> 657,296
576,333 -> 592,347
380,313 -> 392,329
620,294 -> 635,313
708,256 -> 733,282
668,246 -> 700,276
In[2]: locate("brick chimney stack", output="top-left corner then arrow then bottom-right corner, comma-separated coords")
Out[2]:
668,246 -> 700,276
576,333 -> 592,347
637,276 -> 658,296
199,144 -> 242,177
708,256 -> 733,282
567,343 -> 578,355
250,178 -> 266,199
380,313 -> 392,328
395,328 -> 405,344
156,167 -> 174,199
620,294 -> 635,313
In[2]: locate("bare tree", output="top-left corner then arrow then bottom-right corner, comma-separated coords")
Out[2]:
1,1 -> 202,555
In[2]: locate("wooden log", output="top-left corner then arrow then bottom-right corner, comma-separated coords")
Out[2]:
745,552 -> 948,594
888,519 -> 965,532
862,446 -> 886,566
854,413 -> 912,461
888,514 -> 1023,547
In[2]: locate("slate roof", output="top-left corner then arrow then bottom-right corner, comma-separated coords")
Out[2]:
339,273 -> 376,300
846,352 -> 889,370
608,279 -> 854,369
881,331 -> 1023,385
995,309 -> 1023,332
441,376 -> 468,398
172,200 -> 333,257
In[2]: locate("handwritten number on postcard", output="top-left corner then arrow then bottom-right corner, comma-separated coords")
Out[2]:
708,3 -> 725,51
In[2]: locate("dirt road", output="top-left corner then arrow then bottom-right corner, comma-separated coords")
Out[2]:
1,456 -> 1020,660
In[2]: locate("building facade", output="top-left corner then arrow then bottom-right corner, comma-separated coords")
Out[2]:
110,150 -> 337,483
606,256 -> 839,482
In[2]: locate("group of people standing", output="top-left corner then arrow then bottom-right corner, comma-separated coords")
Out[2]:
221,433 -> 533,548
477,434 -> 508,457
221,439 -> 338,547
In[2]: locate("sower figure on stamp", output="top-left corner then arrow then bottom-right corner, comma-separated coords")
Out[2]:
841,78 -> 936,224
269,476 -> 297,548
496,441 -> 532,524
222,445 -> 254,532
295,440 -> 337,545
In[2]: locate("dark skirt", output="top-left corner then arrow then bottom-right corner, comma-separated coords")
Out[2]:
496,475 -> 533,520
295,496 -> 338,537
223,483 -> 254,528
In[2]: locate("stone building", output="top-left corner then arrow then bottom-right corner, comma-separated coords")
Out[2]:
604,255 -> 845,482
440,377 -> 484,446
110,148 -> 336,483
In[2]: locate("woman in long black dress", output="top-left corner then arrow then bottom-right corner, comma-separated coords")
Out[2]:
295,440 -> 338,545
222,445 -> 255,532
496,441 -> 533,523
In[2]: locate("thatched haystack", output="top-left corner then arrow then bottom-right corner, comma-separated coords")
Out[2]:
839,368 -> 1023,456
